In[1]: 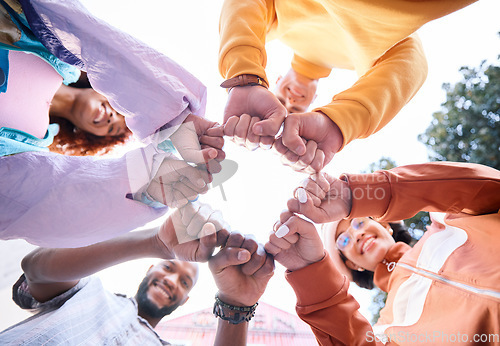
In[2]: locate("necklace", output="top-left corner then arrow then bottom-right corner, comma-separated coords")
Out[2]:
382,259 -> 396,272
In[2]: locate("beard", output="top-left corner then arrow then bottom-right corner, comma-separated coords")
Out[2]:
135,276 -> 181,319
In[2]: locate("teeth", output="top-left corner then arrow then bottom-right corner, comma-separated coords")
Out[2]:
290,87 -> 304,98
155,283 -> 171,300
94,105 -> 105,123
362,238 -> 375,253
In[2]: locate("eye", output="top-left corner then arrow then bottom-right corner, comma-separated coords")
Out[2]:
351,219 -> 365,230
336,233 -> 351,251
107,124 -> 114,135
163,265 -> 171,271
182,280 -> 189,289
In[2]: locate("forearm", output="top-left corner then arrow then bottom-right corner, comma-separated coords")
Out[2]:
214,320 -> 248,346
219,0 -> 272,82
316,35 -> 427,150
345,162 -> 500,220
286,254 -> 380,345
22,227 -> 169,285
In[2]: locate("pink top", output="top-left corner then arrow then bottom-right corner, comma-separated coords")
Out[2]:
0,50 -> 62,139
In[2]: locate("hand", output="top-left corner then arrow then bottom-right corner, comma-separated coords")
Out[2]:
287,172 -> 352,223
147,157 -> 210,208
223,86 -> 286,149
209,233 -> 274,306
171,114 -> 225,174
224,114 -> 266,151
273,111 -> 343,173
265,211 -> 325,272
156,201 -> 231,262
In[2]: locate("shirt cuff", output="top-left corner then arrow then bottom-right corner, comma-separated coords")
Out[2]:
13,274 -> 88,311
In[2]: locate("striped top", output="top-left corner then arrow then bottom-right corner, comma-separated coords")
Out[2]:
0,275 -> 170,345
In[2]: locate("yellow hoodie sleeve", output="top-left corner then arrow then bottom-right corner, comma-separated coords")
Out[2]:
218,0 -> 275,86
315,34 -> 428,151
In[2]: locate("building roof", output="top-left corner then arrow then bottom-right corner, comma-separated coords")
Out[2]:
155,301 -> 317,345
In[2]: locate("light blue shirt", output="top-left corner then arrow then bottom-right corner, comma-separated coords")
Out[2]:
0,275 -> 170,345
0,124 -> 59,156
0,0 -> 80,93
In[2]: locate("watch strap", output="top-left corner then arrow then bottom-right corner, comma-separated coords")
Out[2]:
220,74 -> 269,89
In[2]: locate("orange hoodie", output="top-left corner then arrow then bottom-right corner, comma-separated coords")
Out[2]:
219,0 -> 476,150
286,162 -> 500,345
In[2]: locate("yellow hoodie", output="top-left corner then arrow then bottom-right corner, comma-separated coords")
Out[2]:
219,0 -> 477,149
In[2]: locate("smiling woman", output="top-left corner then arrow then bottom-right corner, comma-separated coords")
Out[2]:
0,48 -> 132,156
0,0 -> 217,251
324,218 -> 414,289
48,73 -> 133,156
280,162 -> 500,344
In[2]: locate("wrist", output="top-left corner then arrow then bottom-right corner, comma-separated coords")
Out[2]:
317,110 -> 344,153
216,292 -> 255,308
220,74 -> 269,91
213,293 -> 258,325
153,219 -> 176,259
286,251 -> 326,272
338,176 -> 353,217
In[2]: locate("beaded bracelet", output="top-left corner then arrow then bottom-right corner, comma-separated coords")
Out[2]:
213,294 -> 258,324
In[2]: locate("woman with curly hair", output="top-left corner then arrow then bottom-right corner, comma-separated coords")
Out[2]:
48,73 -> 132,156
0,0 -> 223,248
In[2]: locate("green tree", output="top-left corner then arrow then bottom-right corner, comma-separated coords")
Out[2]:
419,56 -> 500,169
369,289 -> 388,325
365,156 -> 397,171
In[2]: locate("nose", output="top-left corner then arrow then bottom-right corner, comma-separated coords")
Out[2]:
164,272 -> 179,285
163,274 -> 179,293
107,110 -> 117,124
348,226 -> 365,244
287,94 -> 297,105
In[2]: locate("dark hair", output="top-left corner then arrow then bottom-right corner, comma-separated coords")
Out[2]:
339,221 -> 414,290
48,116 -> 132,156
48,72 -> 133,156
